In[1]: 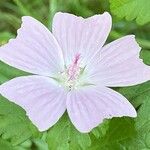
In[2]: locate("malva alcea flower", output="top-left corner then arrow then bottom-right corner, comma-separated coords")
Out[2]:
0,12 -> 150,133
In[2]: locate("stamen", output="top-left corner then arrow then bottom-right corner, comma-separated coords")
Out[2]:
74,53 -> 81,65
53,53 -> 86,91
67,53 -> 81,81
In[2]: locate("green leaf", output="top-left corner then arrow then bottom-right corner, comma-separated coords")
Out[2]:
93,96 -> 150,150
0,57 -> 36,146
0,139 -> 14,150
141,50 -> 150,65
47,114 -> 91,150
32,138 -> 49,150
120,99 -> 150,149
109,0 -> 150,25
89,118 -> 136,150
0,32 -> 14,45
91,120 -> 109,139
0,96 -> 40,146
117,81 -> 150,108
32,133 -> 49,150
0,61 -> 29,84
0,138 -> 33,150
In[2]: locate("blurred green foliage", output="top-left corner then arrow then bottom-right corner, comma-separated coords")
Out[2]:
0,0 -> 150,150
110,0 -> 150,25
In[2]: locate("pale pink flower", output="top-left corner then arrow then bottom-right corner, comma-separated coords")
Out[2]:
0,12 -> 149,133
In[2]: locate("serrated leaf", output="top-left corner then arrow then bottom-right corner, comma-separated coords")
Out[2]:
0,138 -> 33,150
117,81 -> 150,108
120,99 -> 150,150
47,114 -> 91,150
0,59 -> 38,146
141,50 -> 150,65
109,0 -> 150,25
0,138 -> 14,150
89,118 -> 136,150
91,120 -> 109,139
32,138 -> 49,150
0,96 -> 40,145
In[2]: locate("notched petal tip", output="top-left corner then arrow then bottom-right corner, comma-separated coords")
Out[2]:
22,16 -> 34,20
131,110 -> 137,118
27,113 -> 50,132
53,11 -> 112,21
53,11 -> 85,23
126,35 -> 142,59
21,16 -> 40,26
102,11 -> 112,19
0,16 -> 34,48
77,127 -> 93,133
124,104 -> 137,118
130,34 -> 141,48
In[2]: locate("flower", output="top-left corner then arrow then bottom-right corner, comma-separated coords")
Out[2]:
0,12 -> 149,133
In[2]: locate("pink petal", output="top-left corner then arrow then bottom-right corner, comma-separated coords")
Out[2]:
52,12 -> 112,66
0,75 -> 67,131
67,86 -> 136,133
0,16 -> 64,76
87,35 -> 150,87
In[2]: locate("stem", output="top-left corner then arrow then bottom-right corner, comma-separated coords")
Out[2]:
48,0 -> 58,29
13,0 -> 31,16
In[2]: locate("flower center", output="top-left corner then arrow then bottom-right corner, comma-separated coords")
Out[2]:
52,54 -> 86,91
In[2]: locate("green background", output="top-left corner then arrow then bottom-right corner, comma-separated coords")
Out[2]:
0,0 -> 150,149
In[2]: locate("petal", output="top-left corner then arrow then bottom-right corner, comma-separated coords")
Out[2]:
52,12 -> 112,66
87,35 -> 150,87
0,75 -> 67,131
67,86 -> 136,133
0,16 -> 64,76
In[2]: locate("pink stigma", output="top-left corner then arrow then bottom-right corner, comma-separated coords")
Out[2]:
74,53 -> 81,64
67,54 -> 81,80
